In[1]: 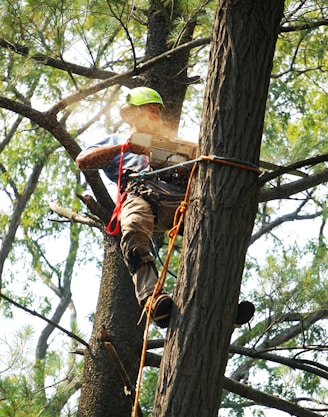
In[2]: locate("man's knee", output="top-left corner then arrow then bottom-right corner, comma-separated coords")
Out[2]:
126,246 -> 156,274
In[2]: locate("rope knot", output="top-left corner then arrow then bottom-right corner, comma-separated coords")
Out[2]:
168,225 -> 179,239
179,201 -> 188,213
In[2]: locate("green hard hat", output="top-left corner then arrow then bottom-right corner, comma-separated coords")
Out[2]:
126,86 -> 164,107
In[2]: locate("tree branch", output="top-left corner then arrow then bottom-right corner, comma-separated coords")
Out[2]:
0,36 -> 209,84
259,168 -> 328,202
231,310 -> 328,382
46,37 -> 208,115
146,339 -> 326,416
0,38 -> 116,80
0,156 -> 51,288
280,18 -> 328,33
0,95 -> 114,213
250,201 -> 322,244
1,16 -> 327,86
0,293 -> 89,348
229,345 -> 328,380
103,341 -> 143,416
147,339 -> 328,380
259,153 -> 328,185
48,199 -> 102,228
223,377 -> 322,417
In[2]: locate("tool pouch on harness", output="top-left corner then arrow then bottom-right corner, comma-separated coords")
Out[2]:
127,178 -> 186,231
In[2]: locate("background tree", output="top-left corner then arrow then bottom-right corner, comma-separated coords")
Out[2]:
0,0 -> 328,416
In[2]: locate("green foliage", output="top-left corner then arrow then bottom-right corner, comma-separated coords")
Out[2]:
139,367 -> 159,417
0,324 -> 84,417
262,3 -> 328,165
226,235 -> 328,415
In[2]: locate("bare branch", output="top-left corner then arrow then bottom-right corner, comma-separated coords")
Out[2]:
250,199 -> 322,244
231,310 -> 328,383
259,168 -> 328,202
0,38 -> 116,80
101,326 -> 143,417
147,337 -> 328,380
105,342 -> 143,413
280,18 -> 328,33
230,345 -> 328,380
48,199 -> 101,228
0,293 -> 89,349
223,377 -> 322,417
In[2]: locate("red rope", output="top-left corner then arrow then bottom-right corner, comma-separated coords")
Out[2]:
107,141 -> 129,236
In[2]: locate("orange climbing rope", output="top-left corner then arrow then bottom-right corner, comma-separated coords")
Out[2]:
131,161 -> 197,417
131,155 -> 261,417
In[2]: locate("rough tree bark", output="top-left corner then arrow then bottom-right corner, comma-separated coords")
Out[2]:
78,232 -> 144,417
143,0 -> 197,129
153,1 -> 285,416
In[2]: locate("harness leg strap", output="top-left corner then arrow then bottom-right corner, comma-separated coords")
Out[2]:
126,246 -> 156,275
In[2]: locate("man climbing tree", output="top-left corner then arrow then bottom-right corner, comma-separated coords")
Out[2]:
76,86 -> 179,328
76,86 -> 255,331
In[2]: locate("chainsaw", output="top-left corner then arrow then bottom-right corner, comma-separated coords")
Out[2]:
129,132 -> 197,168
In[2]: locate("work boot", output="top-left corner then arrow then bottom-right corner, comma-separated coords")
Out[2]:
235,301 -> 255,326
144,293 -> 173,328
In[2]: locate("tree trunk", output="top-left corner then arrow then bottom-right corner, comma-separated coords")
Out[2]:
78,232 -> 144,417
144,0 -> 196,130
153,1 -> 284,416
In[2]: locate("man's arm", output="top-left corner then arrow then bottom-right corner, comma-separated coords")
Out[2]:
76,144 -> 122,169
76,142 -> 149,170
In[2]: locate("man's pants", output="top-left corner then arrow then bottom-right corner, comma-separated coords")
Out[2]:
120,180 -> 185,304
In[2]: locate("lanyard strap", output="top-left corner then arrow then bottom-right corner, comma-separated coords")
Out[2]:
107,141 -> 129,236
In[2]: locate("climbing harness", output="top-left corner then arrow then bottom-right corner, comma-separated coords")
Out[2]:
107,150 -> 261,237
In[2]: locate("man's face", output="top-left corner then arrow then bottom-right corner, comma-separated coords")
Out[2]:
134,103 -> 162,133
